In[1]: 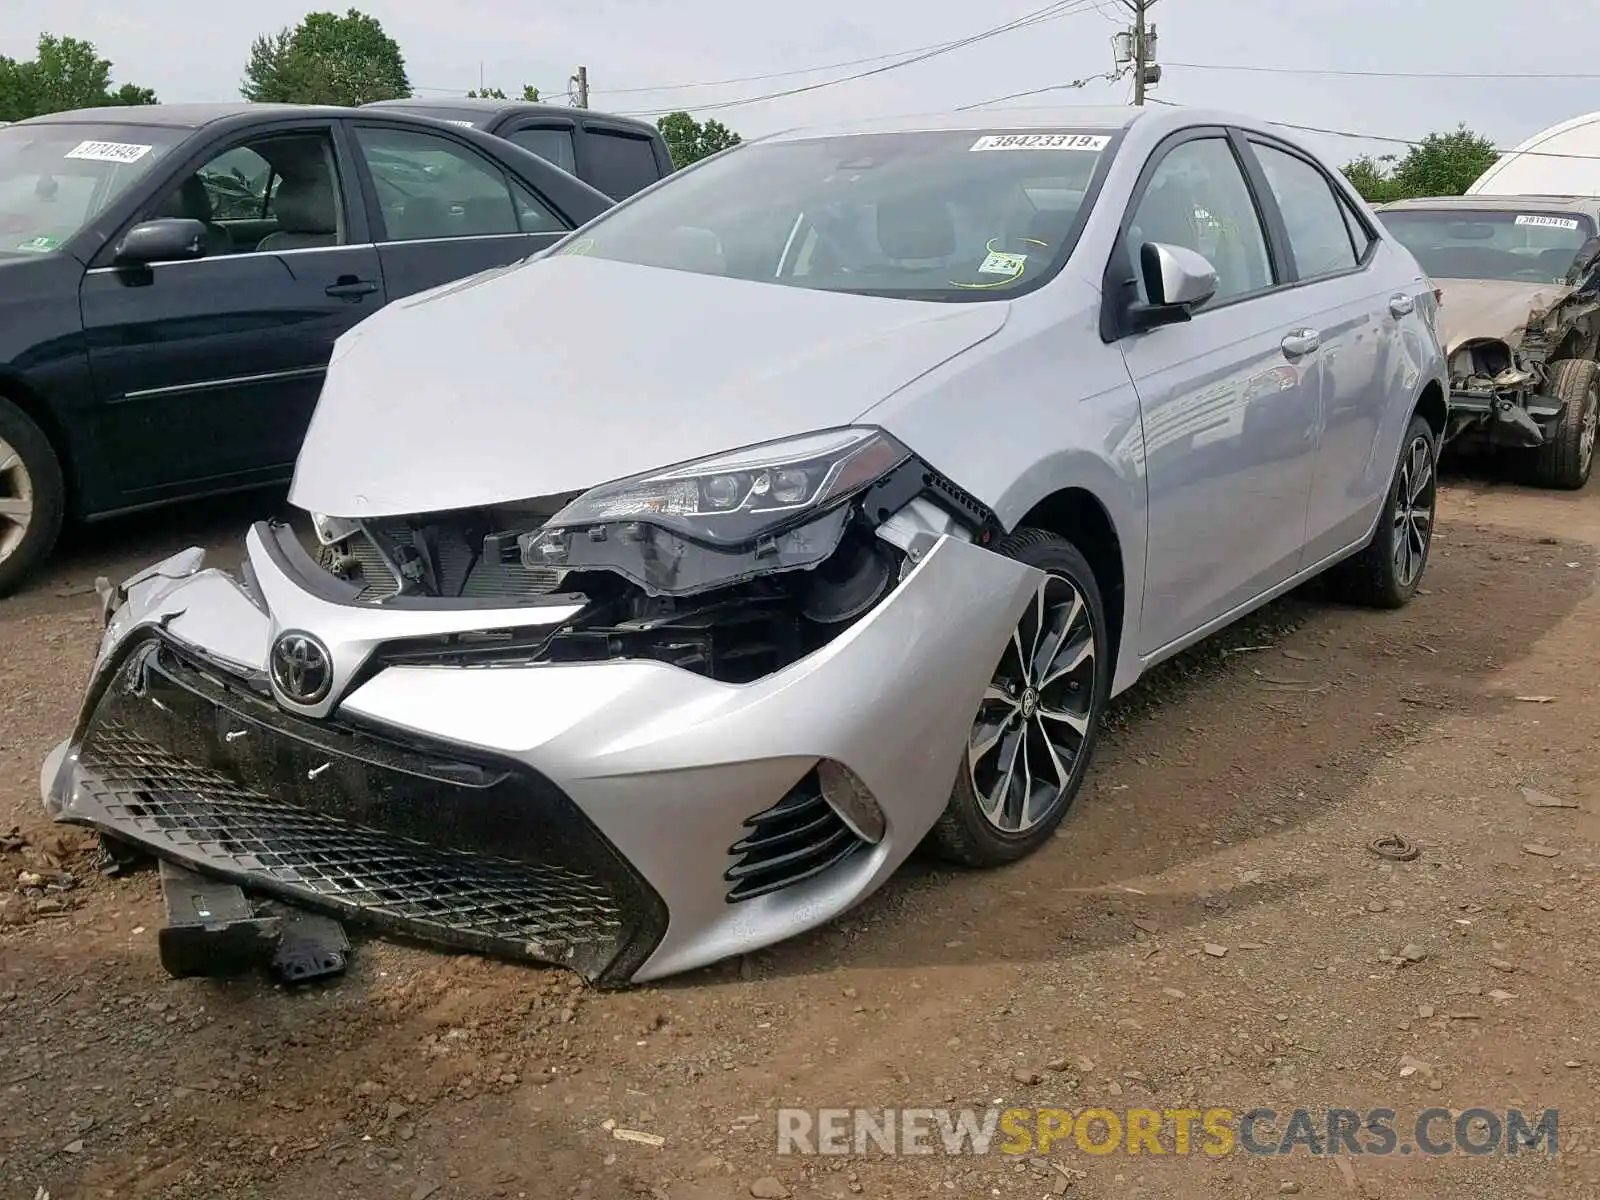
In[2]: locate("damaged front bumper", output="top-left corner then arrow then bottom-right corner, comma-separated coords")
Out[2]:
42,523 -> 1037,985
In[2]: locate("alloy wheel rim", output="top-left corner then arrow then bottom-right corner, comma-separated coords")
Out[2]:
1581,387 -> 1598,475
968,572 -> 1097,834
0,435 -> 32,565
1392,433 -> 1435,588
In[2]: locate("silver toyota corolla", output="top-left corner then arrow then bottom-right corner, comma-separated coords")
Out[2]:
41,105 -> 1447,985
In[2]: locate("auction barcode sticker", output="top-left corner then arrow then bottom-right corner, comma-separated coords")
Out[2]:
64,140 -> 153,164
970,133 -> 1110,152
1514,214 -> 1580,230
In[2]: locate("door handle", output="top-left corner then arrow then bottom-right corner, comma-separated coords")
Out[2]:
1389,293 -> 1415,317
325,277 -> 378,299
1280,328 -> 1320,358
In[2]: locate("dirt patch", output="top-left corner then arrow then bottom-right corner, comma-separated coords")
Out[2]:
3,480 -> 1599,1200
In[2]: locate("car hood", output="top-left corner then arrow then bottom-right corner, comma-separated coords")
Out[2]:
1436,277 -> 1575,354
290,255 -> 1008,518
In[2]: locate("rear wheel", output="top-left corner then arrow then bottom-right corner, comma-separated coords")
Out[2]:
1531,358 -> 1598,490
1325,413 -> 1437,610
0,397 -> 66,599
926,528 -> 1109,867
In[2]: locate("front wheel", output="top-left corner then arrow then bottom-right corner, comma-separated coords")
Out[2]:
1325,413 -> 1437,609
1531,358 -> 1598,490
926,528 -> 1110,867
0,397 -> 66,599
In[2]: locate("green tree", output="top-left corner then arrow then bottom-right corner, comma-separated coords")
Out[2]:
241,8 -> 411,106
1340,154 -> 1399,204
1341,126 -> 1499,203
467,85 -> 540,101
656,111 -> 741,169
107,82 -> 159,106
0,33 -> 157,122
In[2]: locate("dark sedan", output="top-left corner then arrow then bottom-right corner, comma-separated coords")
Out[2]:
0,102 -> 614,594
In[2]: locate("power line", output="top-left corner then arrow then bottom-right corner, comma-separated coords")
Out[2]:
594,43 -> 973,97
613,0 -> 1104,118
957,70 -> 1127,110
1166,61 -> 1600,81
1148,96 -> 1600,162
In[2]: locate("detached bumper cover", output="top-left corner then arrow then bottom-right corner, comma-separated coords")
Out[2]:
43,527 -> 1038,984
48,636 -> 667,985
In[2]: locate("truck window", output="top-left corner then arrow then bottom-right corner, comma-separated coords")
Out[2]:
507,127 -> 577,176
584,130 -> 659,199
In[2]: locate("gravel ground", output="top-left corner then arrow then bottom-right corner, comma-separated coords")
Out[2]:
2,477 -> 1599,1200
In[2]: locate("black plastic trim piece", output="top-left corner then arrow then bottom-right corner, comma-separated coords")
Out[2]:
859,456 -> 1005,547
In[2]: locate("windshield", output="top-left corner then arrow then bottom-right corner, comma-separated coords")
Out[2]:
554,128 -> 1116,300
1378,208 -> 1596,283
0,123 -> 185,258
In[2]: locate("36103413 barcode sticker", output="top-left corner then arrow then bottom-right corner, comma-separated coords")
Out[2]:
1513,214 -> 1580,230
64,140 -> 154,164
969,133 -> 1110,153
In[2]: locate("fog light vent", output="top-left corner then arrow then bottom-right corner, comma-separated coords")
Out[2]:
725,769 -> 867,903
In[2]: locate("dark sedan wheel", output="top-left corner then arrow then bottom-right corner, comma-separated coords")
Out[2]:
928,528 -> 1109,867
0,397 -> 66,599
1325,413 -> 1437,609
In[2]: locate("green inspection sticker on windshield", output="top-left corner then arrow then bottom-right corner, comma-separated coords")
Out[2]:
15,235 -> 62,253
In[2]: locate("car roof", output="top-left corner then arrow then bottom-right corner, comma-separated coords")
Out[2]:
17,102 -> 355,129
1376,194 -> 1600,217
363,98 -> 659,136
760,105 -> 1150,143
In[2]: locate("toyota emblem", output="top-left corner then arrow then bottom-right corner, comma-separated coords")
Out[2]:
270,631 -> 333,705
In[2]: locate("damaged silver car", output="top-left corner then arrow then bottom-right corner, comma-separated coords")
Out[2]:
1377,195 -> 1600,488
42,106 -> 1448,985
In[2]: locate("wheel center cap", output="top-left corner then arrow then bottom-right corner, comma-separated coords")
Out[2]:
1020,687 -> 1039,718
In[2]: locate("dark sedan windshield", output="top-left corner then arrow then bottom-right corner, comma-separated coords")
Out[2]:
1378,208 -> 1596,283
0,123 -> 186,258
554,128 -> 1116,300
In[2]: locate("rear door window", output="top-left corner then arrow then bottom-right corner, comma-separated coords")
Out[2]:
353,124 -> 562,240
583,129 -> 660,199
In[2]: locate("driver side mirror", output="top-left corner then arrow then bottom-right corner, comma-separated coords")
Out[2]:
1127,241 -> 1218,332
114,218 -> 208,267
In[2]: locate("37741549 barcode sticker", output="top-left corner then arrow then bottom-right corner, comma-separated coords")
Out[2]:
970,133 -> 1110,153
1513,214 -> 1580,230
64,140 -> 153,164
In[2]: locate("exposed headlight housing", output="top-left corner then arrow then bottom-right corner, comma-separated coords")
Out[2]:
532,428 -> 910,546
518,428 -> 912,596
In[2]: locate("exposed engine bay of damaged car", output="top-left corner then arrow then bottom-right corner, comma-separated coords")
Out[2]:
1441,237 -> 1600,460
297,437 -> 1001,685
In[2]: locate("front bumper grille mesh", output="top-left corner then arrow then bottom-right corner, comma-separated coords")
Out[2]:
55,636 -> 668,984
79,723 -> 625,949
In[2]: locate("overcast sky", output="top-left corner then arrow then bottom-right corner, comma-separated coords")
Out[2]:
5,0 -> 1598,166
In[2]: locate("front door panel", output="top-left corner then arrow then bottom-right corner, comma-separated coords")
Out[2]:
81,244 -> 385,497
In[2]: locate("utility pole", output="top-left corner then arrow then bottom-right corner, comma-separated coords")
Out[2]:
1120,0 -> 1160,104
569,65 -> 589,108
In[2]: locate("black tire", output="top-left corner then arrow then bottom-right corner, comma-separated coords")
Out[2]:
1325,413 -> 1437,610
0,396 -> 66,599
1531,358 -> 1598,490
926,528 -> 1110,867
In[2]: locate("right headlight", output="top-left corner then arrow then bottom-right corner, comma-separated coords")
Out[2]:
518,427 -> 912,596
526,427 -> 910,549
